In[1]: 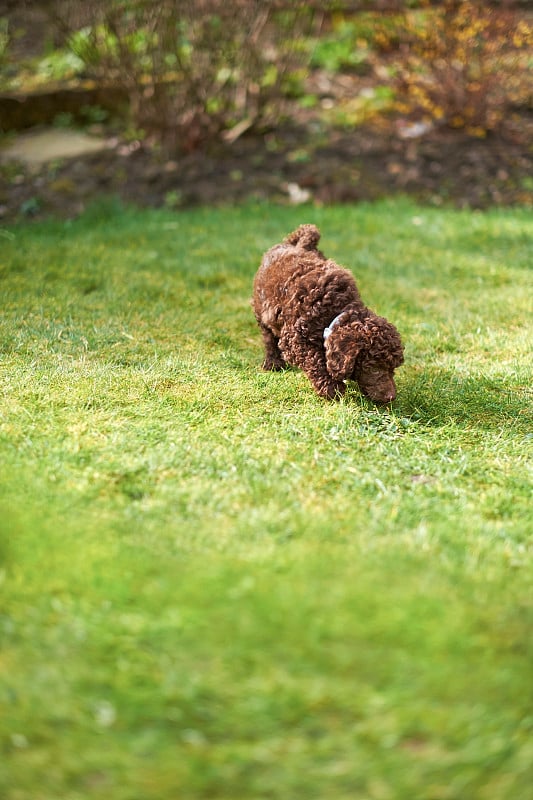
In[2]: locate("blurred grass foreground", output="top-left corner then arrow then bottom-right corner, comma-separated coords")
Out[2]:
1,199 -> 532,798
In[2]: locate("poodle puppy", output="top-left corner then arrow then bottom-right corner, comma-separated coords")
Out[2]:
253,224 -> 404,402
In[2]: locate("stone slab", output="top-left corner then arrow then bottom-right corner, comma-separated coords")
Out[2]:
0,128 -> 112,165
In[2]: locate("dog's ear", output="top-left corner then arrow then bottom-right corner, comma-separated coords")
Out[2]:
358,315 -> 404,367
324,328 -> 361,380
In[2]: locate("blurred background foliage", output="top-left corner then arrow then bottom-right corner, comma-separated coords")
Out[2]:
0,0 -> 531,150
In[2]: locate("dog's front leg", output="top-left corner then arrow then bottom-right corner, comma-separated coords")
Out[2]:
282,328 -> 345,400
306,352 -> 346,400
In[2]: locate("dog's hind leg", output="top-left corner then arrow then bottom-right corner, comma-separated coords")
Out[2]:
259,324 -> 287,371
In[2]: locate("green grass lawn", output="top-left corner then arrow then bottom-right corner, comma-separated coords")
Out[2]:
1,199 -> 532,800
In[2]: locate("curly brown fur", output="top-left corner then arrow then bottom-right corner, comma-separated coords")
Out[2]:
253,224 -> 404,403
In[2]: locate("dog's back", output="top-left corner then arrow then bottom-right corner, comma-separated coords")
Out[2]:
253,225 -> 360,333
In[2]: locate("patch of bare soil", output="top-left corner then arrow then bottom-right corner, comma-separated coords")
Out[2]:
2,115 -> 532,224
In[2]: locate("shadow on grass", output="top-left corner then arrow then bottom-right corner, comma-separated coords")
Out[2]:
397,368 -> 532,433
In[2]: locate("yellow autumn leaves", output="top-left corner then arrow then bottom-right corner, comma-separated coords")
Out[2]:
393,0 -> 532,135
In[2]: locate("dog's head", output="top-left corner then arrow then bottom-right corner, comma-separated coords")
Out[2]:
324,315 -> 404,404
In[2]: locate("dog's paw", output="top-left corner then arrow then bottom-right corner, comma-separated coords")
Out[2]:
262,357 -> 287,372
317,380 -> 346,400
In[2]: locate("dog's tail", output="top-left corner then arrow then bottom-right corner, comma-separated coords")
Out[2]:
283,224 -> 321,250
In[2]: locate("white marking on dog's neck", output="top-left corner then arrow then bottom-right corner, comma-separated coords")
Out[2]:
323,311 -> 349,340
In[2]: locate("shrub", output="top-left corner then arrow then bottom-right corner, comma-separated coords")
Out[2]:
311,9 -> 405,73
51,0 -> 318,153
392,0 -> 533,136
0,17 -> 9,71
310,19 -> 371,73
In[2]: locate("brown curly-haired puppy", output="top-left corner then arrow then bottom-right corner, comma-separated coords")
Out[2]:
253,224 -> 404,402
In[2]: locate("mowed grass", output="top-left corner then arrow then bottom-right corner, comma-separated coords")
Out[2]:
1,199 -> 532,800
